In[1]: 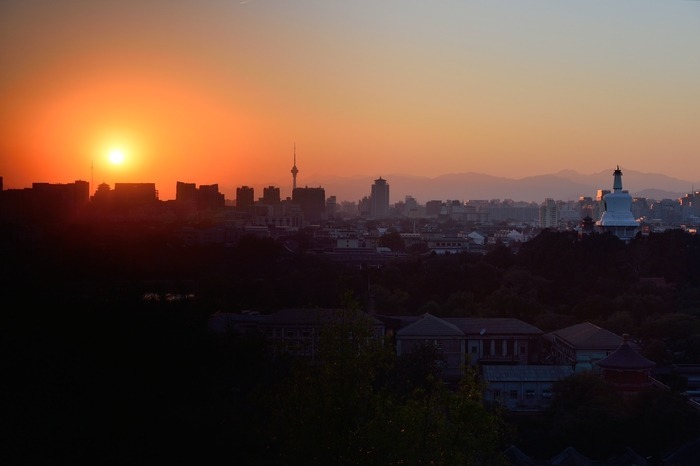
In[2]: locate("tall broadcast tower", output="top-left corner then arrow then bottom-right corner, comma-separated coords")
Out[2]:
291,143 -> 299,191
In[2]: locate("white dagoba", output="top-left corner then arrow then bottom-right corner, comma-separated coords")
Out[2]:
595,166 -> 640,242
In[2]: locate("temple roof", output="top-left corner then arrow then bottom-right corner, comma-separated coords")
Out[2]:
595,335 -> 656,370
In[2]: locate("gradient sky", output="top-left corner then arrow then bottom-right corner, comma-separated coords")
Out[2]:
1,1 -> 698,201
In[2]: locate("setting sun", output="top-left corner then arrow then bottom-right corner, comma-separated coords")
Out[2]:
108,148 -> 125,165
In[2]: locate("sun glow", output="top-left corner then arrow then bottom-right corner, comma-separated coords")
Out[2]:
108,148 -> 126,165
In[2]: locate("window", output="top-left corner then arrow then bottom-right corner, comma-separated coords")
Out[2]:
509,390 -> 518,399
542,390 -> 552,399
471,345 -> 478,354
525,390 -> 535,399
493,390 -> 501,400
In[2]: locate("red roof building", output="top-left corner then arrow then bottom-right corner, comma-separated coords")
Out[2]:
595,333 -> 656,395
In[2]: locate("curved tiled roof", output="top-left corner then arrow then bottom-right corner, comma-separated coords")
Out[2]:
595,340 -> 655,370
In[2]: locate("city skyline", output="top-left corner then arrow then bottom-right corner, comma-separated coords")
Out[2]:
1,1 -> 699,201
2,166 -> 696,207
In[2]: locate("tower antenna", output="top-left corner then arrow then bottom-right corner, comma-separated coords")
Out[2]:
291,142 -> 299,191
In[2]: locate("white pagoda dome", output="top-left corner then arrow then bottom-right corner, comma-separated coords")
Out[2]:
595,166 -> 639,242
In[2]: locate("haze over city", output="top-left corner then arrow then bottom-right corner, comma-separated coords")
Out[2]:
1,1 -> 699,201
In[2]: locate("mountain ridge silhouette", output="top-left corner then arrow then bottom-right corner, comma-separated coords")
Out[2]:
245,169 -> 695,204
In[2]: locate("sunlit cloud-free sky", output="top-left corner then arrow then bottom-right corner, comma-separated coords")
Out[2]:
1,1 -> 698,201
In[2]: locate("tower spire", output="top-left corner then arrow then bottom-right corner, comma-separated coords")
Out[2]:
613,165 -> 623,192
291,142 -> 299,191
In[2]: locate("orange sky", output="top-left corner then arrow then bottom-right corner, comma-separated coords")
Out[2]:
1,1 -> 699,201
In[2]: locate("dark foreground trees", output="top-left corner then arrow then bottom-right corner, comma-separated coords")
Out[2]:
4,224 -> 700,463
509,372 -> 700,462
247,311 -> 509,466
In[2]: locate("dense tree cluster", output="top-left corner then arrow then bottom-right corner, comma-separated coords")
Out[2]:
2,220 -> 700,463
511,372 -> 700,461
247,312 -> 508,465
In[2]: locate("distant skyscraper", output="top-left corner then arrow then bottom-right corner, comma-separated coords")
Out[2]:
326,195 -> 337,217
236,185 -> 254,211
291,143 -> 299,191
425,200 -> 443,218
539,198 -> 559,228
1,179 -> 89,223
405,195 -> 418,214
595,166 -> 639,242
114,183 -> 158,206
370,177 -> 390,218
262,186 -> 281,204
197,184 -> 225,209
292,186 -> 325,223
358,196 -> 371,217
679,190 -> 700,222
176,181 -> 197,206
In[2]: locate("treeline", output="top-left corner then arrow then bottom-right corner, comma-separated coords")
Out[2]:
3,224 -> 700,362
2,288 -> 509,464
2,223 -> 700,463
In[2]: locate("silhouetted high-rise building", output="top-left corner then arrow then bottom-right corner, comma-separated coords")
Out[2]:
114,183 -> 158,207
358,196 -> 371,217
262,186 -> 281,204
236,186 -> 254,211
326,195 -> 337,218
2,180 -> 91,224
198,184 -> 225,209
293,186 -> 325,223
425,200 -> 443,218
404,195 -> 418,216
370,177 -> 389,218
176,181 -> 197,207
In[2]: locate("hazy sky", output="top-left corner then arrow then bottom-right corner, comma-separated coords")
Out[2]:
1,1 -> 698,201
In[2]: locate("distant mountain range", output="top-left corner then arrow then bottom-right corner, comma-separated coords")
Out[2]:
291,169 -> 698,204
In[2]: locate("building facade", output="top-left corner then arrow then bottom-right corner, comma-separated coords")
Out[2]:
543,322 -> 623,372
370,177 -> 390,218
539,198 -> 559,228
